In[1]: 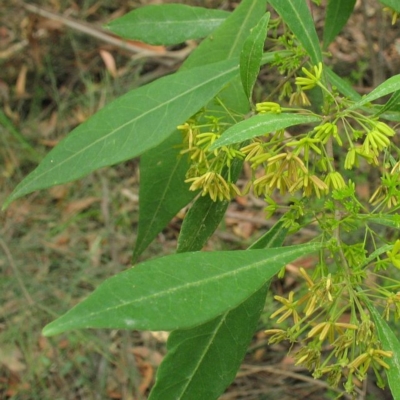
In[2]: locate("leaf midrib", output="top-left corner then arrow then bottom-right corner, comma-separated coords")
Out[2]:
17,62 -> 239,191
57,245 -> 318,325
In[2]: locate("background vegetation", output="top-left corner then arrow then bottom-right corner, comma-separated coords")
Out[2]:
1,0 -> 398,399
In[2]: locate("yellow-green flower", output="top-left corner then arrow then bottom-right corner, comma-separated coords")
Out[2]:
264,329 -> 288,344
279,81 -> 293,100
286,136 -> 322,162
313,122 -> 342,145
240,140 -> 271,169
178,122 -> 198,150
344,147 -> 359,170
374,121 -> 395,137
387,240 -> 400,268
270,291 -> 300,324
185,171 -> 232,201
220,146 -> 244,167
308,321 -> 358,343
348,347 -> 393,376
383,291 -> 400,321
384,7 -> 400,24
256,101 -> 282,114
289,90 -> 311,106
195,132 -> 220,153
295,62 -> 323,90
324,171 -> 346,190
303,174 -> 328,198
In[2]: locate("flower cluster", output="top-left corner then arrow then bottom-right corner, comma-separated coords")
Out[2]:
265,268 -> 393,394
178,117 -> 242,202
177,49 -> 400,396
179,96 -> 399,212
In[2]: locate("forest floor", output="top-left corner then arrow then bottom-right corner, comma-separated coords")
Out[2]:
0,0 -> 399,399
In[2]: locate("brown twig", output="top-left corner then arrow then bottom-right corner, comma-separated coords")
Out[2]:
236,364 -> 354,399
19,2 -> 193,65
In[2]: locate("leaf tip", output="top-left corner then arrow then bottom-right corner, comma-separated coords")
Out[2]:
42,323 -> 60,337
2,195 -> 13,211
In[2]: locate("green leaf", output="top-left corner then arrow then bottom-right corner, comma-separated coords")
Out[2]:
323,0 -> 356,48
210,113 -> 321,149
379,111 -> 400,122
368,304 -> 400,399
325,69 -> 362,101
182,0 -> 268,114
366,214 -> 400,229
133,132 -> 194,261
375,90 -> 400,116
4,59 -> 240,209
148,285 -> 268,400
0,109 -> 41,162
379,0 -> 400,13
42,242 -> 321,336
106,4 -> 230,46
361,244 -> 393,269
182,0 -> 268,69
261,50 -> 292,66
134,0 -> 267,262
249,219 -> 288,250
269,0 -> 322,64
351,74 -> 400,109
177,197 -> 229,253
149,217 -> 288,400
240,13 -> 270,102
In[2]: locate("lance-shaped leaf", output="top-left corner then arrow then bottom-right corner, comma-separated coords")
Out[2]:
375,90 -> 400,116
133,132 -> 195,261
106,4 -> 230,46
249,219 -> 288,250
4,59 -> 240,209
140,219 -> 288,400
177,197 -> 229,253
174,0 -> 268,254
323,0 -> 356,49
149,285 -> 268,400
42,242 -> 321,336
360,244 -> 393,269
240,12 -> 270,102
368,304 -> 400,399
365,214 -> 400,229
182,0 -> 268,70
350,74 -> 400,110
210,113 -> 321,149
134,0 -> 266,258
269,0 -> 322,64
